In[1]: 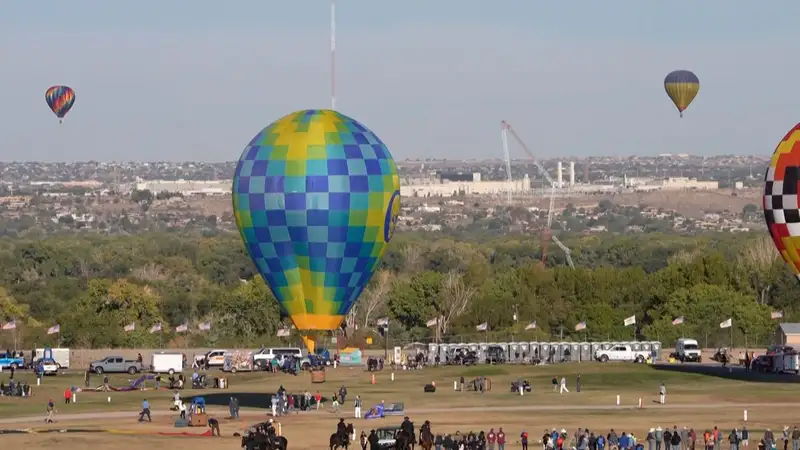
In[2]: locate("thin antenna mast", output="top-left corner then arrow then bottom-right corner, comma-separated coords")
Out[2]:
330,0 -> 336,110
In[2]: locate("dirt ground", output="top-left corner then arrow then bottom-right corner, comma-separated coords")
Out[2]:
0,406 -> 790,450
1,363 -> 798,450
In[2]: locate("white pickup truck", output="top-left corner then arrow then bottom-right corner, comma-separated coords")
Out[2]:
595,344 -> 649,363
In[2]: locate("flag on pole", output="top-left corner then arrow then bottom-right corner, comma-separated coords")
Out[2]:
425,317 -> 439,328
277,328 -> 291,337
175,323 -> 188,333
149,323 -> 162,333
376,317 -> 389,327
476,322 -> 488,332
525,321 -> 537,330
198,321 -> 211,331
623,315 -> 636,327
47,324 -> 60,335
575,321 -> 586,331
771,311 -> 784,320
2,320 -> 16,330
672,316 -> 684,325
123,322 -> 135,332
720,318 -> 732,329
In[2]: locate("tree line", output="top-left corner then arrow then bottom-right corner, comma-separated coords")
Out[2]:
0,230 -> 792,349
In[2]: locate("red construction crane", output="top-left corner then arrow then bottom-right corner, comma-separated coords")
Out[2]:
501,120 -> 574,268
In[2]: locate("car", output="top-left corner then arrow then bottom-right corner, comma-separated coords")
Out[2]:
675,338 -> 702,363
33,358 -> 59,375
89,356 -> 143,374
375,426 -> 402,449
0,352 -> 24,370
595,344 -> 649,363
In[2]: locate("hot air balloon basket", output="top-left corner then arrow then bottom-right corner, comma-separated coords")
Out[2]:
310,369 -> 327,383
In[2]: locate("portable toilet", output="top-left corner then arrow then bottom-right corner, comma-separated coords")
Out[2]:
568,343 -> 579,362
580,342 -> 591,362
439,344 -> 449,363
428,343 -> 439,360
601,341 -> 613,350
650,341 -> 662,361
509,343 -> 520,362
590,342 -> 602,361
478,343 -> 489,363
559,342 -> 571,363
540,342 -> 551,363
631,341 -> 642,352
519,342 -> 530,361
641,341 -> 652,357
527,342 -> 538,360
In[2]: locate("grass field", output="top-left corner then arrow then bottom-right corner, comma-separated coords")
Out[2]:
1,362 -> 798,449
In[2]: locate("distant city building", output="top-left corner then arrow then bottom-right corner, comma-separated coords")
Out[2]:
134,178 -> 230,196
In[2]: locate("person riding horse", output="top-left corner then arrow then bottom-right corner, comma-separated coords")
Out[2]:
337,418 -> 348,439
419,420 -> 433,444
330,419 -> 354,450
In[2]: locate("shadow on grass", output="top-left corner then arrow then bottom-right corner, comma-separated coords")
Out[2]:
649,364 -> 800,384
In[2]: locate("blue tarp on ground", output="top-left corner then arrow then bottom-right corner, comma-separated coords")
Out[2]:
364,402 -> 404,419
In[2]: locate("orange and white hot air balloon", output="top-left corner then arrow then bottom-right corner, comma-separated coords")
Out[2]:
764,123 -> 800,279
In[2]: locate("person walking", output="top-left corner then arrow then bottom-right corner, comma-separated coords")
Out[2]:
315,391 -> 322,410
552,377 -> 558,392
332,392 -> 340,413
63,388 -> 71,404
271,395 -> 278,417
730,429 -> 740,450
742,427 -> 750,449
560,377 -> 569,394
354,395 -> 363,419
791,427 -> 799,450
45,399 -> 56,423
577,374 -> 581,393
138,399 -> 152,422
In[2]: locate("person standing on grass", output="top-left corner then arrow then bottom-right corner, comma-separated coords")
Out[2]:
63,388 -> 71,404
332,392 -> 340,413
520,430 -> 529,450
791,427 -> 799,450
659,382 -> 666,404
552,377 -> 558,392
671,426 -> 682,450
656,428 -> 664,450
498,428 -> 506,450
742,427 -> 749,449
315,391 -> 322,410
354,395 -> 362,419
487,428 -> 497,450
576,374 -> 581,393
560,376 -> 569,394
597,432 -> 606,450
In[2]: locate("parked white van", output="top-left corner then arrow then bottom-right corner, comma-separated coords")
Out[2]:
675,338 -> 702,363
253,347 -> 303,364
151,352 -> 184,374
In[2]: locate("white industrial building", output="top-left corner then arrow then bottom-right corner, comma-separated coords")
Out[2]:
134,178 -> 231,196
400,173 -> 532,198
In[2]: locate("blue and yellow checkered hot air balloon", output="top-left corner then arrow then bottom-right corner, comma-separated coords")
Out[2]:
664,70 -> 699,118
233,109 -> 400,353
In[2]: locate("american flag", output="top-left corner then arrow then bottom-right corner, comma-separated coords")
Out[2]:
375,317 -> 389,327
672,316 -> 684,326
476,322 -> 488,331
525,321 -> 537,330
771,311 -> 784,320
277,328 -> 291,337
123,322 -> 135,332
198,321 -> 211,331
574,321 -> 586,331
149,323 -> 162,333
2,320 -> 16,330
47,324 -> 60,335
175,323 -> 188,333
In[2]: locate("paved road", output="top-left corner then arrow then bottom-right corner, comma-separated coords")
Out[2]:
0,402 -> 789,426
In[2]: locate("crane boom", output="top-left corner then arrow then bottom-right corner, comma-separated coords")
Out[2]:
501,120 -> 575,269
500,124 -> 513,204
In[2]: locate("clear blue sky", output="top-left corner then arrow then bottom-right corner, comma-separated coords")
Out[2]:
2,1 -> 800,161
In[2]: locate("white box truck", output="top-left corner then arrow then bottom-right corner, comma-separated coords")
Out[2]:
35,348 -> 70,369
151,352 -> 184,375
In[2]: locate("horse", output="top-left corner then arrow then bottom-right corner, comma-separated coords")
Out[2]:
270,435 -> 288,450
394,430 -> 413,450
330,423 -> 354,450
418,429 -> 434,450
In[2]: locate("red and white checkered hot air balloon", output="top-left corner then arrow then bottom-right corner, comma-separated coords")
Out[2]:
764,122 -> 800,280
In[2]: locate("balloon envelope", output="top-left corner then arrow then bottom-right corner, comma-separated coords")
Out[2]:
233,109 -> 400,352
764,122 -> 800,280
664,70 -> 699,117
45,86 -> 76,119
